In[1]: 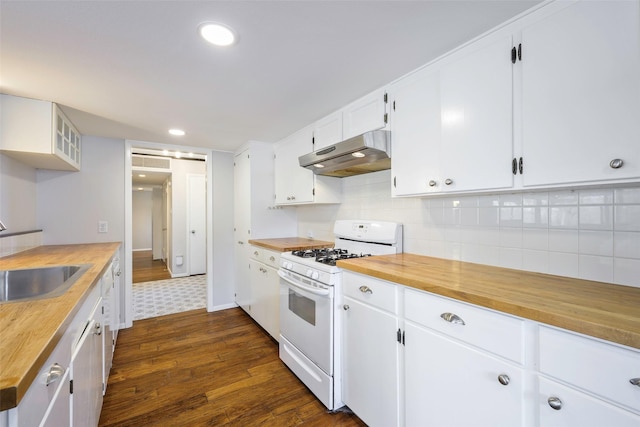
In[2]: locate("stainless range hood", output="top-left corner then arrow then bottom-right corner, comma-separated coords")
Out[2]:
298,130 -> 390,178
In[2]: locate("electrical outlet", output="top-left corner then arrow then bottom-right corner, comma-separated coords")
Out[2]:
98,221 -> 108,233
307,230 -> 314,239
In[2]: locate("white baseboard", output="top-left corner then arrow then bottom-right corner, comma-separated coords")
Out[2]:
209,303 -> 238,312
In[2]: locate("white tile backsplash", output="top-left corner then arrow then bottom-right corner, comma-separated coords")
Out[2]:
296,171 -> 640,288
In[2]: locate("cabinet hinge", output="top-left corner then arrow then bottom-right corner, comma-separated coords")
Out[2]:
397,328 -> 402,343
383,92 -> 388,103
393,176 -> 397,188
519,157 -> 524,174
518,43 -> 522,61
393,100 -> 396,111
102,306 -> 104,315
70,379 -> 74,394
402,330 -> 405,346
512,158 -> 517,175
312,136 -> 315,146
312,188 -> 315,196
384,113 -> 388,124
247,154 -> 250,158
511,46 -> 516,64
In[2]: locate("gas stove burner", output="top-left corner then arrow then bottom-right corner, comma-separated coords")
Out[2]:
291,249 -> 319,258
291,248 -> 348,258
316,253 -> 372,266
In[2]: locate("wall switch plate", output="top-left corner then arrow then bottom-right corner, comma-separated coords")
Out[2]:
98,221 -> 108,233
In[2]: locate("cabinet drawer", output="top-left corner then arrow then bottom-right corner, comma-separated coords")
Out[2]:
405,288 -> 524,363
343,272 -> 397,313
249,246 -> 280,268
539,326 -> 640,412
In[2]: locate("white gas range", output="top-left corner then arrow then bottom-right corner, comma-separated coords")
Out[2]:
278,220 -> 403,410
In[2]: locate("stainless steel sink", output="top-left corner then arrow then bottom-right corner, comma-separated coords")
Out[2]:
0,265 -> 90,303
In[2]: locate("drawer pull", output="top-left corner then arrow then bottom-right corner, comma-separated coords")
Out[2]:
630,378 -> 640,387
343,304 -> 350,311
254,251 -> 259,256
269,256 -> 276,262
497,374 -> 510,386
440,312 -> 465,325
358,286 -> 373,294
46,363 -> 65,386
547,397 -> 563,410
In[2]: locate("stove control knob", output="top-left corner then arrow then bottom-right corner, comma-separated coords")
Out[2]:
306,269 -> 313,277
312,272 -> 319,280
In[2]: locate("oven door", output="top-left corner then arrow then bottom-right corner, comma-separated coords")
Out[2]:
278,269 -> 334,374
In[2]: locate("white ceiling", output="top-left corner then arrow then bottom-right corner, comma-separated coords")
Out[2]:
0,0 -> 541,153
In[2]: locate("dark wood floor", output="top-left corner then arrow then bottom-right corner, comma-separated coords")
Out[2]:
99,308 -> 365,427
133,250 -> 171,283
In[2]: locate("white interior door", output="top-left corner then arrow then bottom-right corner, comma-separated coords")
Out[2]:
188,174 -> 206,275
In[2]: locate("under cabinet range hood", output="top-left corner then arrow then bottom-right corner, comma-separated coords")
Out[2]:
299,130 -> 390,178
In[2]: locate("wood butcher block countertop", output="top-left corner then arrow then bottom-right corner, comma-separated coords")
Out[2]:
0,243 -> 121,410
248,237 -> 334,252
337,253 -> 640,350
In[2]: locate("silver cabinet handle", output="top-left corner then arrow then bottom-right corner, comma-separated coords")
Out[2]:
497,374 -> 510,386
238,241 -> 244,245
428,180 -> 437,187
269,256 -> 276,262
630,378 -> 640,387
547,397 -> 563,410
440,312 -> 465,325
94,322 -> 102,336
444,178 -> 453,186
191,230 -> 196,234
610,158 -> 624,169
343,304 -> 350,311
46,363 -> 65,386
358,286 -> 373,294
253,251 -> 259,256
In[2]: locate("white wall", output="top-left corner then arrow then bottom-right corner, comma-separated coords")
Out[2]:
132,190 -> 152,250
36,136 -> 125,245
210,151 -> 236,309
0,153 -> 37,231
297,170 -> 640,289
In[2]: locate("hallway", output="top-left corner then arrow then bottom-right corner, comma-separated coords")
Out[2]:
132,250 -> 171,283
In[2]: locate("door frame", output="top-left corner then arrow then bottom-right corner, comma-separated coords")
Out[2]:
124,140 -> 214,328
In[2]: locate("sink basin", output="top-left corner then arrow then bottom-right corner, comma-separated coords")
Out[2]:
0,265 -> 90,303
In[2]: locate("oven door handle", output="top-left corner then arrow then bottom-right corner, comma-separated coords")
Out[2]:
278,270 -> 330,296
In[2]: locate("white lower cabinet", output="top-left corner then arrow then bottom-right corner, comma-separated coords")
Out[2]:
404,322 -> 523,427
341,271 -> 640,427
248,246 -> 281,341
342,273 -> 399,427
70,297 -> 104,427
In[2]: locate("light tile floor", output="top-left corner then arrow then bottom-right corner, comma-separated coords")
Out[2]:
133,275 -> 207,321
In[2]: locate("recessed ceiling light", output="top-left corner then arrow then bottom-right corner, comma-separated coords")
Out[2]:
351,152 -> 366,158
169,128 -> 186,136
138,174 -> 146,178
199,22 -> 236,47
314,164 -> 325,168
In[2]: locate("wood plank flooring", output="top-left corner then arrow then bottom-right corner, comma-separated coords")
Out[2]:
133,250 -> 171,283
99,308 -> 366,427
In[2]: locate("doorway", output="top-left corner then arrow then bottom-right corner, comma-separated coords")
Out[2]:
125,142 -> 212,326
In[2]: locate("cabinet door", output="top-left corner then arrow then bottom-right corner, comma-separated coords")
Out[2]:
389,65 -> 441,196
249,259 -> 265,326
234,150 -> 252,311
313,111 -> 343,150
404,322 -> 523,427
274,127 -> 314,204
40,368 -> 71,427
342,88 -> 388,140
342,296 -> 399,427
439,33 -> 514,193
71,300 -> 103,427
521,0 -> 640,187
539,377 -> 640,427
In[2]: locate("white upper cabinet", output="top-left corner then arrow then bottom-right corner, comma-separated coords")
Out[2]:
274,126 -> 341,205
518,0 -> 640,187
313,111 -> 343,151
342,87 -> 389,140
0,94 -> 81,171
390,32 -> 514,196
389,65 -> 442,196
439,32 -> 514,193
